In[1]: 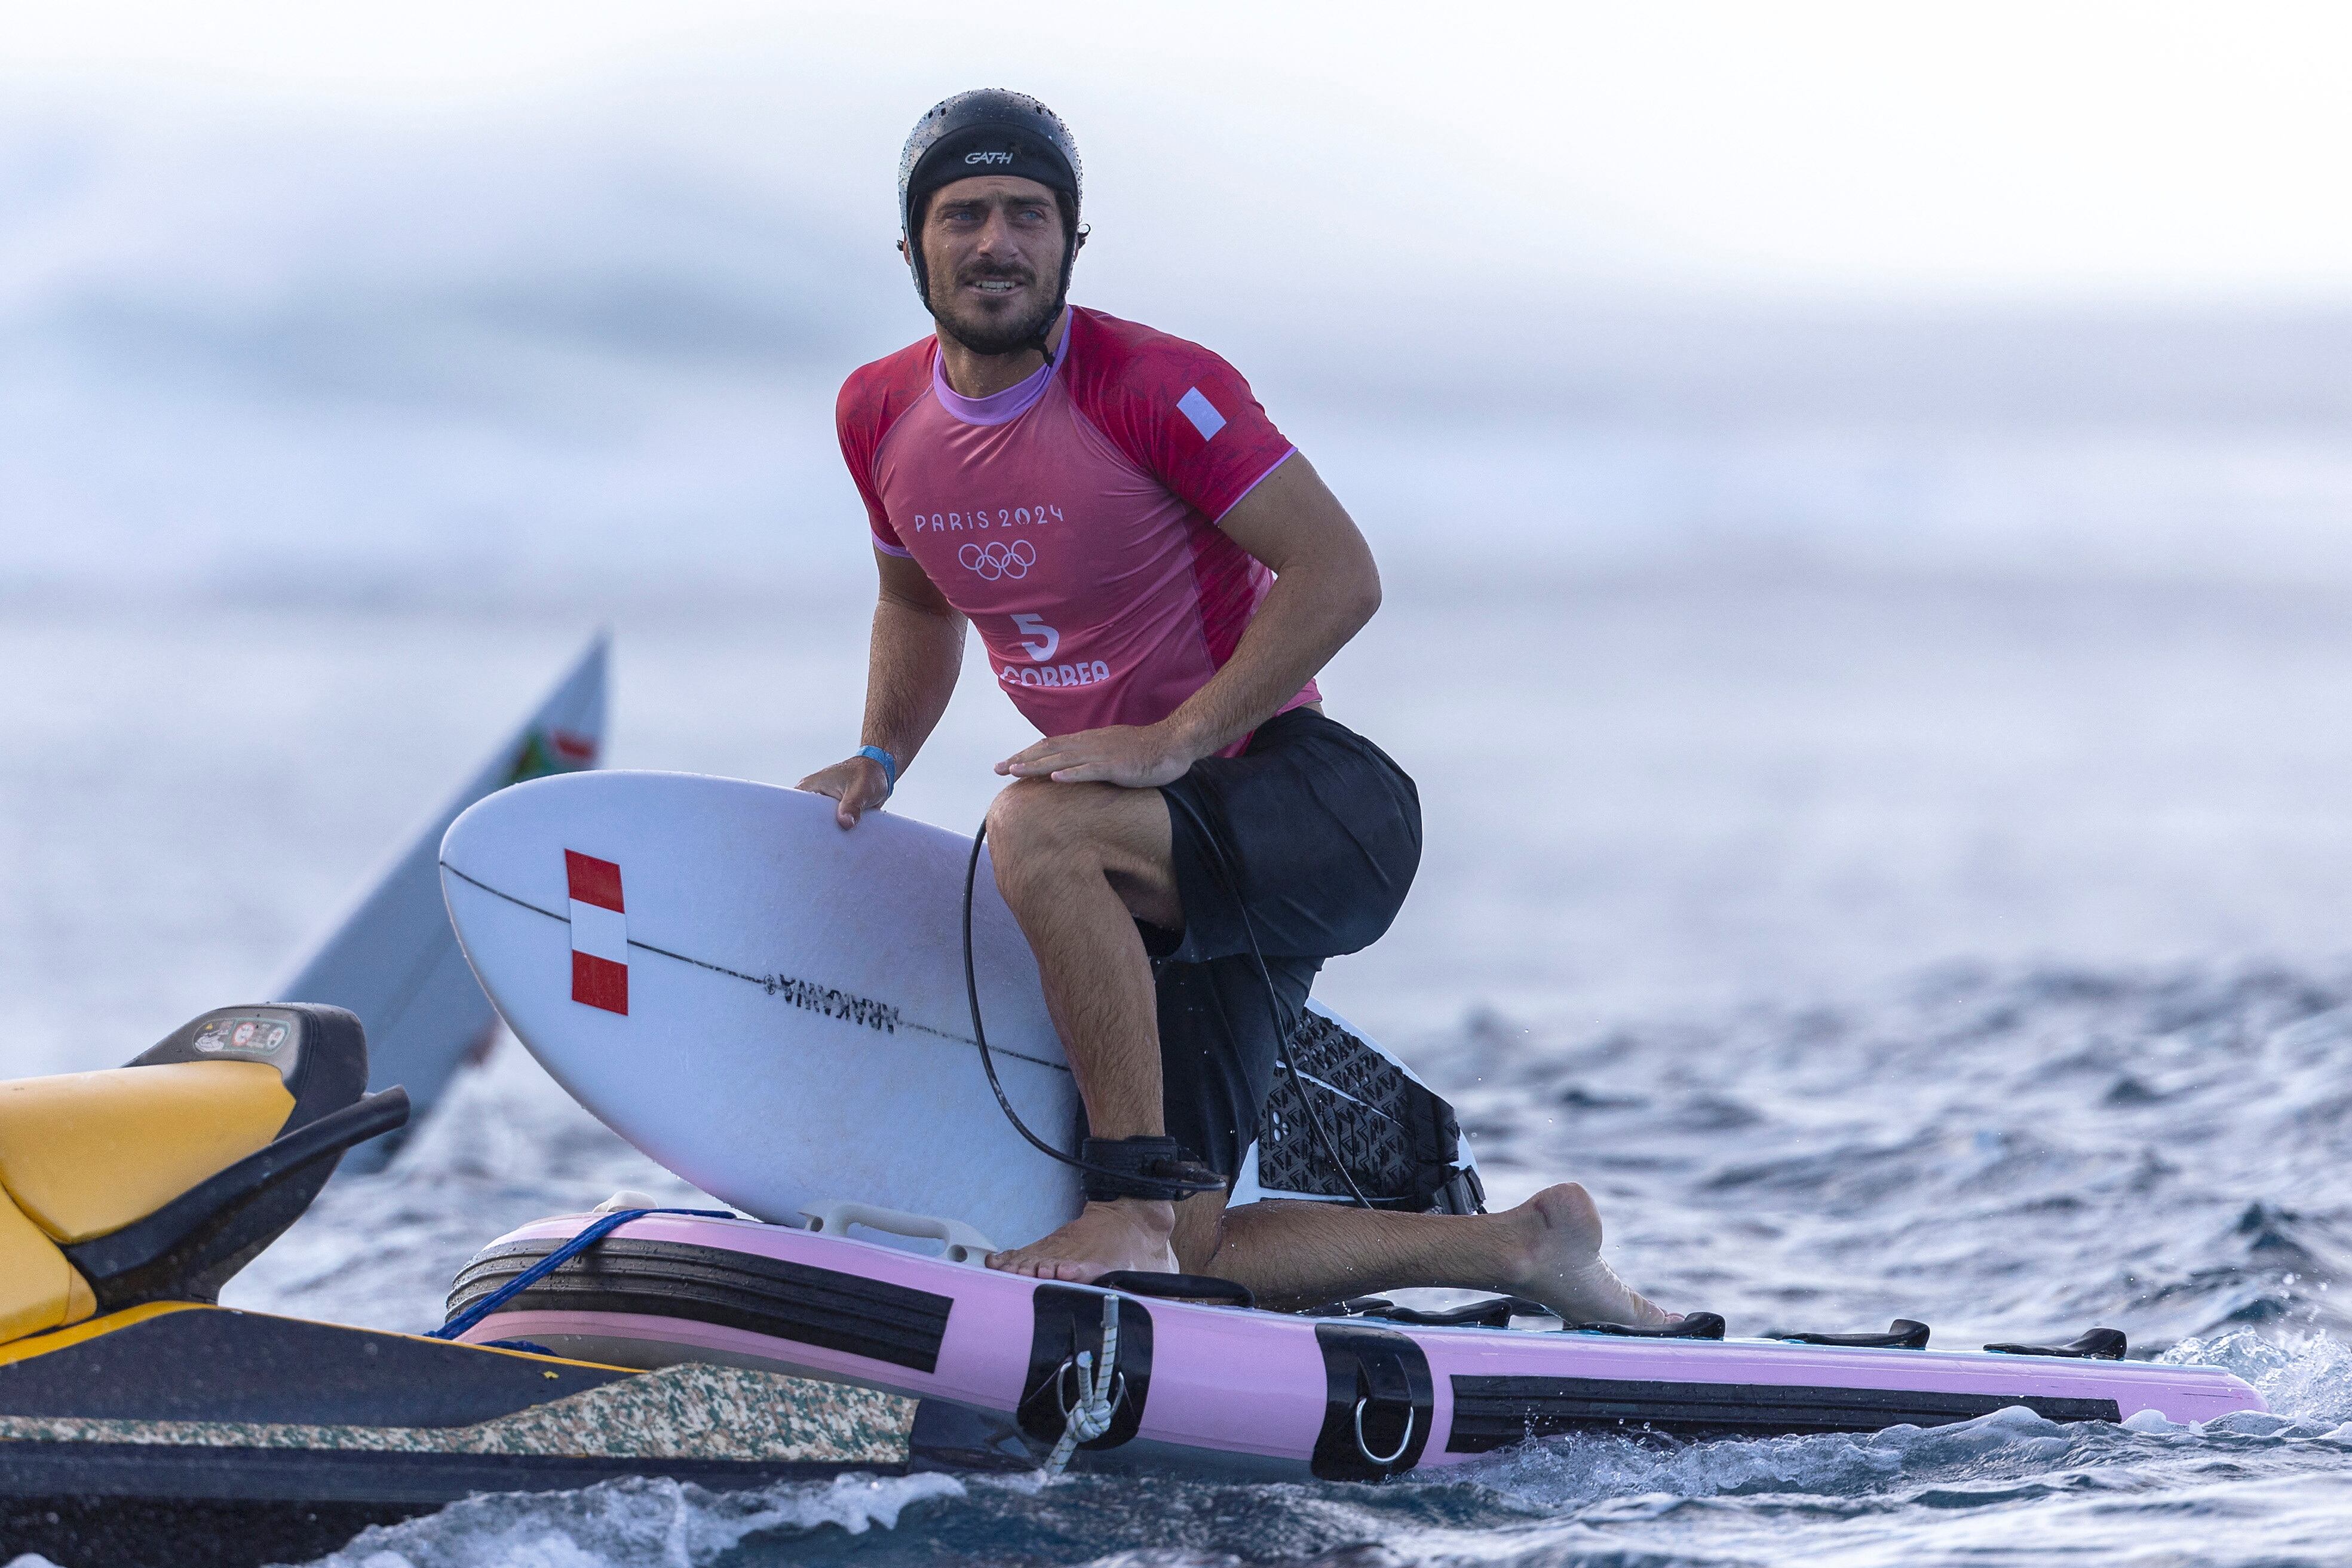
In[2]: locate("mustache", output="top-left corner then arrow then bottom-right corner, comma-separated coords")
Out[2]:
956,262 -> 1037,286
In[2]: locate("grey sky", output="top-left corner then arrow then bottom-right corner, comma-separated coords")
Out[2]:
8,0 -> 2351,303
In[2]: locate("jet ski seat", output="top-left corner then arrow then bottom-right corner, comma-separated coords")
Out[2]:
0,1004 -> 407,1345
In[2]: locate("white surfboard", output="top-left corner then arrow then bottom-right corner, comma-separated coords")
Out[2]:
276,637 -> 606,1171
439,768 -> 1481,1248
438,770 -> 1085,1246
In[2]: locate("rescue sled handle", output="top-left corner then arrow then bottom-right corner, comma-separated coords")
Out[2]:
799,1200 -> 997,1265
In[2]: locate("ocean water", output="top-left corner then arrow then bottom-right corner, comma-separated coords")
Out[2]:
10,572 -> 2352,1566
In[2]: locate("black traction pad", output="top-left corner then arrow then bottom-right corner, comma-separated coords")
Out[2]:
1257,1011 -> 1479,1211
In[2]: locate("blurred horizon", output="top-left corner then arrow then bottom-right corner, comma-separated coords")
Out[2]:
5,2 -> 2351,601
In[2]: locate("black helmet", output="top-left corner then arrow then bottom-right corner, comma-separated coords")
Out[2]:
898,89 -> 1084,314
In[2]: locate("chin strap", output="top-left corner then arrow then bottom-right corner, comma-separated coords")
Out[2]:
1019,229 -> 1084,364
1019,306 -> 1069,376
1078,1136 -> 1224,1204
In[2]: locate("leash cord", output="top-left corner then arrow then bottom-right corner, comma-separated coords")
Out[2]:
963,788 -> 1372,1210
962,823 -> 1222,1196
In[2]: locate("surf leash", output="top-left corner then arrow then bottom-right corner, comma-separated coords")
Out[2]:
431,1207 -> 735,1342
962,823 -> 1223,1199
962,798 -> 1373,1210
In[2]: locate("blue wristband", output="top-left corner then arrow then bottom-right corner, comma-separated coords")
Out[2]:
855,745 -> 899,796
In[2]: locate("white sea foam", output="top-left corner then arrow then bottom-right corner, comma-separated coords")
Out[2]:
296,1472 -> 964,1568
2162,1330 -> 2352,1428
1461,1403 -> 2099,1516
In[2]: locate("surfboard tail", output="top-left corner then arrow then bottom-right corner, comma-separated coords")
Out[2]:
271,635 -> 609,1171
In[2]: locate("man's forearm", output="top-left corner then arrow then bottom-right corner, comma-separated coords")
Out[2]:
861,591 -> 965,774
990,458 -> 1382,790
1158,455 -> 1382,762
1161,563 -> 1378,759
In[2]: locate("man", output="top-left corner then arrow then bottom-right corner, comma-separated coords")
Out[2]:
799,90 -> 1670,1325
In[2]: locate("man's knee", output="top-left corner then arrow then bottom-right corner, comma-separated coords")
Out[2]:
989,776 -> 1100,850
987,778 -> 1114,888
988,778 -> 1176,920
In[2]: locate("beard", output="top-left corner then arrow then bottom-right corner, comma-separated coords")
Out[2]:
927,260 -> 1066,356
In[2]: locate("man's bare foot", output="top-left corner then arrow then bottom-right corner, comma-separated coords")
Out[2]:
987,1198 -> 1179,1282
1503,1183 -> 1677,1326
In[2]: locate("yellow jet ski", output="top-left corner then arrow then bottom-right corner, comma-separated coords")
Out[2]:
0,1005 -> 909,1568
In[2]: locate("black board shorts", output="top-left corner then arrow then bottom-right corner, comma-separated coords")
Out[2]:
1127,707 -> 1422,1180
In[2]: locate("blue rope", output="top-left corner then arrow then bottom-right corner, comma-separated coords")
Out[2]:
432,1207 -> 735,1342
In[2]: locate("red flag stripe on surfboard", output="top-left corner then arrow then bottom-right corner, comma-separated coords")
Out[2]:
564,851 -> 628,1014
572,953 -> 627,1014
566,849 -> 624,912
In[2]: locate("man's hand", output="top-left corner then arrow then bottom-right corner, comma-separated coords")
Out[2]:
996,722 -> 1202,788
796,755 -> 893,828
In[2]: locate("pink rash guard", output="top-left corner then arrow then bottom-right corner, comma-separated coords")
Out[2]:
835,306 -> 1316,750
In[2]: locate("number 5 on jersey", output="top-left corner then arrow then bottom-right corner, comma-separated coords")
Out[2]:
1010,613 -> 1060,662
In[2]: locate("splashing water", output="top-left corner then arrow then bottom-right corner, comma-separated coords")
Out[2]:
301,1472 -> 965,1568
2162,1331 -> 2352,1428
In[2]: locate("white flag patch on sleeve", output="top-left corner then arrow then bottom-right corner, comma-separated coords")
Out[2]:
1176,386 -> 1227,441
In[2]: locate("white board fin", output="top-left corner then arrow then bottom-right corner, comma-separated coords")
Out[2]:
274,634 -> 609,1171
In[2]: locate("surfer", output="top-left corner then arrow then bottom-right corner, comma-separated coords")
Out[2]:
800,90 -> 1670,1325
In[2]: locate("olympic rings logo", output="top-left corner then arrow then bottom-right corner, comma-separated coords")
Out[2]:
959,539 -> 1036,580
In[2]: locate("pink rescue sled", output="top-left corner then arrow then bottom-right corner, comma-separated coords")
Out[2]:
446,1206 -> 2264,1480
